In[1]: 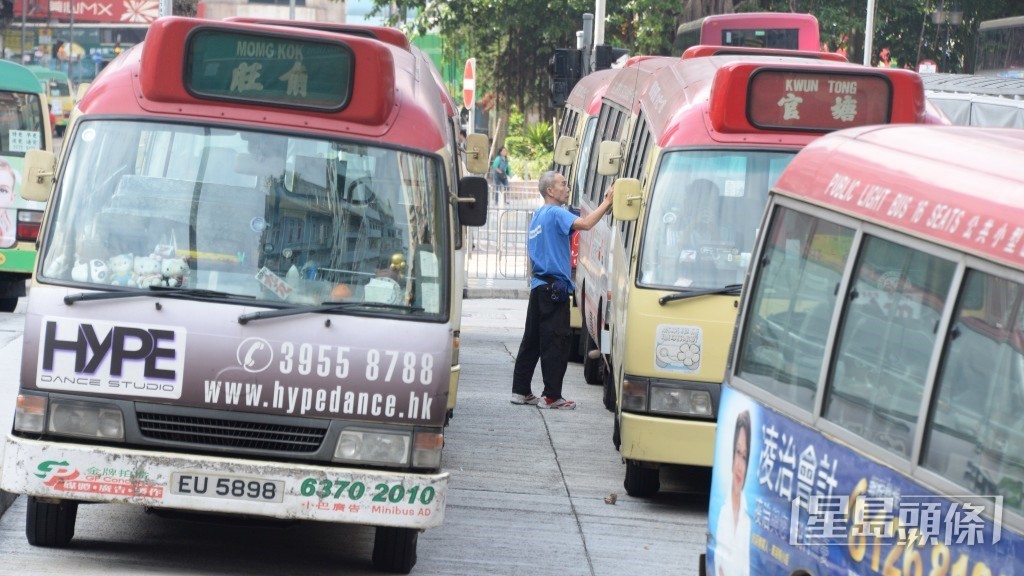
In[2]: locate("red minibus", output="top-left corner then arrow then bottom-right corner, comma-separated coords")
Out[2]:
595,52 -> 942,497
708,124 -> 1024,575
675,12 -> 821,55
1,17 -> 488,574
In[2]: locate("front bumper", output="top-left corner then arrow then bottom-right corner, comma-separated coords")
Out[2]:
2,435 -> 448,529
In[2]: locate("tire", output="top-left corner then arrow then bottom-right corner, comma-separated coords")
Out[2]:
26,497 -> 78,547
623,459 -> 660,498
372,526 -> 418,574
568,329 -> 583,363
0,298 -> 18,313
582,331 -> 603,385
602,364 -> 616,412
612,413 -> 621,451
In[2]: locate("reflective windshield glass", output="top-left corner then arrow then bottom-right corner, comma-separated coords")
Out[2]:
40,120 -> 449,316
638,150 -> 793,289
0,91 -> 45,154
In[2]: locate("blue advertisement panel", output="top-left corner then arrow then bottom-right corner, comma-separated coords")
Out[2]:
707,386 -> 1022,576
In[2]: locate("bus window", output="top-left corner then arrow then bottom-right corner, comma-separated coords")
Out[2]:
924,270 -> 1024,513
975,16 -> 1024,77
825,236 -> 956,457
0,92 -> 46,153
736,207 -> 854,410
638,150 -> 793,289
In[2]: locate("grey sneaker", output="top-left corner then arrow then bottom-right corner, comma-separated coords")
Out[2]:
538,397 -> 576,410
510,393 -> 540,405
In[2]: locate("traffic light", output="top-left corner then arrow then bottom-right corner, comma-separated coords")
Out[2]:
594,44 -> 630,71
548,48 -> 582,108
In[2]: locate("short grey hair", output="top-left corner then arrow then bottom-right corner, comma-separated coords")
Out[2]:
538,170 -> 559,199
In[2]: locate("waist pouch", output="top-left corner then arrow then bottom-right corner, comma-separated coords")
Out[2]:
539,276 -> 570,303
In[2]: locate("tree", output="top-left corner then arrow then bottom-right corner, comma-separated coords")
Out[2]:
371,0 -> 1024,116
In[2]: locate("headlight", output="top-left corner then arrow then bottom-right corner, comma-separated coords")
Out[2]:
412,431 -> 444,469
649,385 -> 714,418
621,377 -> 649,412
14,394 -> 47,433
334,429 -> 410,466
48,399 -> 125,440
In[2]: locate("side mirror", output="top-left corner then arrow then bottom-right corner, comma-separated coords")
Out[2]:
75,83 -> 90,102
612,178 -> 641,222
457,175 -> 489,227
464,133 -> 490,175
21,149 -> 56,202
597,140 -> 622,176
552,135 -> 578,166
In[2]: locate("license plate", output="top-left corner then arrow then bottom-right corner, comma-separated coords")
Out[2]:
170,472 -> 285,503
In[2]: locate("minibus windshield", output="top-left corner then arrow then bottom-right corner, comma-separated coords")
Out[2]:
638,149 -> 793,290
41,120 -> 450,316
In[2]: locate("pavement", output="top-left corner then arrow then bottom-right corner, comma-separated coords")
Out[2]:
0,288 -> 711,576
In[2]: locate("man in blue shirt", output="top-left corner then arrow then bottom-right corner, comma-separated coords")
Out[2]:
511,171 -> 614,409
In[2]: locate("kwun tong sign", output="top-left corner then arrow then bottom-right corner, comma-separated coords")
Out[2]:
14,0 -> 159,24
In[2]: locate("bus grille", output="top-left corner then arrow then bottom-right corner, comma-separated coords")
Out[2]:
137,412 -> 326,453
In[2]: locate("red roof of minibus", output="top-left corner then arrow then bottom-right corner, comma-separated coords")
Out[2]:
224,17 -> 413,51
603,56 -> 676,111
682,44 -> 846,62
76,17 -> 448,151
640,55 -> 928,148
565,68 -> 618,115
774,125 -> 1024,269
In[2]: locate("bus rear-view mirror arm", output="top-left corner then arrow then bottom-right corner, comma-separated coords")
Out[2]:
21,149 -> 56,202
612,178 -> 642,221
456,175 -> 488,227
553,135 -> 578,166
597,140 -> 623,176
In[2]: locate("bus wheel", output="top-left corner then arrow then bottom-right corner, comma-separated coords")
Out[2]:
0,298 -> 18,313
26,497 -> 78,547
612,414 -> 621,450
602,366 -> 616,412
623,460 -> 660,498
372,526 -> 418,574
568,330 -> 583,363
582,333 -> 603,385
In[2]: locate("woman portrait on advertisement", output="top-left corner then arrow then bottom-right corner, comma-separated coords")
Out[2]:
0,159 -> 17,248
715,409 -> 752,576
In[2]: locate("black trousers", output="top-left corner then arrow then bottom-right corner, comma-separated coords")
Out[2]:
512,284 -> 570,399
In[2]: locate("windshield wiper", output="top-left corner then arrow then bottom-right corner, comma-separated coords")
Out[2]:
658,283 -> 743,305
238,300 -> 424,325
65,284 -> 254,305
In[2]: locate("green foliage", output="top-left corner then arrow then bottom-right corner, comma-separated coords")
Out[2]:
503,109 -> 554,181
370,0 -> 1024,113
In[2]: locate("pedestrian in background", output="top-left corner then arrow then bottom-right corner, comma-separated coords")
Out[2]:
510,171 -> 614,410
491,146 -> 511,205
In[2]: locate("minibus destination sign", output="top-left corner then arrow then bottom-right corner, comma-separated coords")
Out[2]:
747,70 -> 892,131
185,29 -> 353,110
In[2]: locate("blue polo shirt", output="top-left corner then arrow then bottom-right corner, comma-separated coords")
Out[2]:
528,205 -> 578,290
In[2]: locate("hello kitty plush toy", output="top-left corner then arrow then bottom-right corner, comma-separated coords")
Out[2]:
161,258 -> 189,287
71,258 -> 109,283
71,259 -> 89,282
108,253 -> 135,286
134,255 -> 162,288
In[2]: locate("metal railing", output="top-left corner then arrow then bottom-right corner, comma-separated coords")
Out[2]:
464,181 -> 541,281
